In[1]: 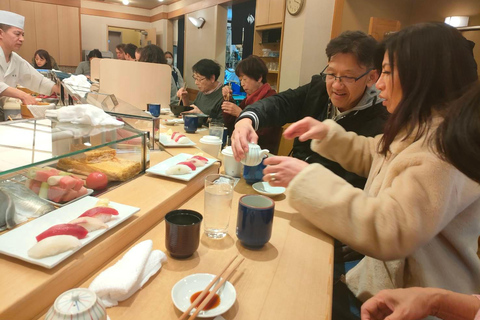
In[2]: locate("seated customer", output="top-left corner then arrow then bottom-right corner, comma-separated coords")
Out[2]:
135,47 -> 143,61
138,44 -> 177,106
32,49 -> 59,70
177,59 -> 224,122
116,43 -> 126,60
278,22 -> 479,320
222,55 -> 281,153
124,43 -> 137,61
165,51 -> 184,106
75,49 -> 102,77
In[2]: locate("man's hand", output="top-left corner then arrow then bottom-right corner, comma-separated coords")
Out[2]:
221,101 -> 242,117
232,118 -> 258,161
283,117 -> 329,141
263,156 -> 309,187
20,93 -> 38,106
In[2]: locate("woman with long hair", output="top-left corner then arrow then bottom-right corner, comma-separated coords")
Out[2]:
32,49 -> 58,70
272,22 -> 479,319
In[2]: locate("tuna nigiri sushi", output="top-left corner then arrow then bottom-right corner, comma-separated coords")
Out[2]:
78,206 -> 119,223
187,155 -> 208,167
28,235 -> 81,259
36,224 -> 88,242
170,132 -> 191,144
69,217 -> 109,232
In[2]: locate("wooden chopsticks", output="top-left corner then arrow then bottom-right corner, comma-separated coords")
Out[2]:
179,255 -> 244,320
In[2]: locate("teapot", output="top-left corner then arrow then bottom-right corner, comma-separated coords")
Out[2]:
241,143 -> 269,166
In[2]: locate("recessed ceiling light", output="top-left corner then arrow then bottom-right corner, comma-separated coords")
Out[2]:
122,0 -> 129,5
158,0 -> 164,2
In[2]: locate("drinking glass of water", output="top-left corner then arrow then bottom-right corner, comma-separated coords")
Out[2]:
204,174 -> 235,239
209,121 -> 224,140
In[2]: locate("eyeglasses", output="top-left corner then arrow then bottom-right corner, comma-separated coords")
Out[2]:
320,65 -> 372,85
192,75 -> 206,82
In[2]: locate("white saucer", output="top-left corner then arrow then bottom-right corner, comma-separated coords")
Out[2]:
252,181 -> 286,196
171,273 -> 236,318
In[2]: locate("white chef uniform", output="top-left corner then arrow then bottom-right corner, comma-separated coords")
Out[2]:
0,10 -> 55,118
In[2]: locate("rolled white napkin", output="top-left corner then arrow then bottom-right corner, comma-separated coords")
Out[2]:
88,240 -> 167,308
63,74 -> 91,89
45,104 -> 123,126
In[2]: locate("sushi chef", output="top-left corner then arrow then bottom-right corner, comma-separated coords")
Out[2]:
0,10 -> 59,121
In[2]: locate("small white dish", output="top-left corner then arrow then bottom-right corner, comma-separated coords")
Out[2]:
171,273 -> 236,318
252,181 -> 286,196
146,153 -> 217,182
158,133 -> 196,147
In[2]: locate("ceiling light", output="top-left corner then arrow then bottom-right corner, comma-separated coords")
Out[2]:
122,0 -> 129,5
188,17 -> 205,29
158,0 -> 164,2
445,16 -> 469,27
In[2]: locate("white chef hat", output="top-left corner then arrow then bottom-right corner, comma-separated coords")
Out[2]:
0,11 -> 25,30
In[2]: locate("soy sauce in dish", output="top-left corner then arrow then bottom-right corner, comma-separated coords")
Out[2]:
190,291 -> 220,310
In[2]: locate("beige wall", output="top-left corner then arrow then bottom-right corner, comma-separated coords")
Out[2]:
184,5 -> 227,89
409,0 -> 480,24
109,27 -> 142,47
280,0 -> 335,91
341,0 -> 413,33
81,14 -> 153,51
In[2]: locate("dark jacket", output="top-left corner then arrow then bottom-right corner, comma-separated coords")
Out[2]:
237,75 -> 389,189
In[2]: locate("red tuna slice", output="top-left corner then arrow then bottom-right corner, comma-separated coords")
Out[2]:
48,186 -> 68,203
36,224 -> 88,242
28,179 -> 42,194
79,207 -> 119,218
61,189 -> 79,203
35,169 -> 57,182
72,178 -> 84,191
171,132 -> 179,140
191,155 -> 208,162
178,161 -> 196,171
59,175 -> 77,190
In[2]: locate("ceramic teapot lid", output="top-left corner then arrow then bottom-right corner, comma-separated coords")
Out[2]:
54,288 -> 98,314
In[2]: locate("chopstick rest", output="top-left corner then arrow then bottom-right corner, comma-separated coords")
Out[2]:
89,240 -> 167,307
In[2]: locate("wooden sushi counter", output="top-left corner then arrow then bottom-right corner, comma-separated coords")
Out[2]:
0,122 -> 334,320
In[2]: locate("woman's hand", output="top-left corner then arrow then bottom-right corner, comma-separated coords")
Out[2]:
232,118 -> 258,161
283,117 -> 329,141
182,104 -> 201,114
222,86 -> 233,100
221,101 -> 242,117
263,156 -> 309,187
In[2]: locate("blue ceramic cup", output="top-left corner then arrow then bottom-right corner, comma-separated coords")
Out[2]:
148,103 -> 161,117
243,156 -> 267,185
184,115 -> 199,133
236,194 -> 275,248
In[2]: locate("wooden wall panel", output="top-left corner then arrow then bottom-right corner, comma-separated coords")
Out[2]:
9,0 -> 37,62
0,1 -> 10,10
57,5 -> 81,66
269,0 -> 285,24
255,0 -> 270,26
34,2 -> 60,64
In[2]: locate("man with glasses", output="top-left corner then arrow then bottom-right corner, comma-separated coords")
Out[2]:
232,30 -> 389,189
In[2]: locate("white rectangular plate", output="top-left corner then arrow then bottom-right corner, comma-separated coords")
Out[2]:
44,188 -> 94,207
146,153 -> 218,182
0,196 -> 139,269
158,133 -> 196,147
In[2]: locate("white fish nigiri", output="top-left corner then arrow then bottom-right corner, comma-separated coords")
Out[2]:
28,235 -> 81,259
165,164 -> 193,175
69,217 -> 109,232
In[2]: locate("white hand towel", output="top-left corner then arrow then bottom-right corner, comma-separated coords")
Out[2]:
88,240 -> 167,308
45,104 -> 123,126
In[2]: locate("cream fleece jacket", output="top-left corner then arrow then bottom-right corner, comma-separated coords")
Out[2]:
288,119 -> 480,304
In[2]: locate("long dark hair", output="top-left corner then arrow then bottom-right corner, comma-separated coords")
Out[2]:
378,22 -> 478,155
33,49 -> 53,69
435,82 -> 480,183
138,45 -> 167,64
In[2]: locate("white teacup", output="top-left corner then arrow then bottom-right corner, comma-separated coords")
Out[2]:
45,288 -> 107,320
241,143 -> 269,166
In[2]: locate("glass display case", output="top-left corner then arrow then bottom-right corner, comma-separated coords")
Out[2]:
0,118 -> 147,181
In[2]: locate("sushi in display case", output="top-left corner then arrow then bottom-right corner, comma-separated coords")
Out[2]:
0,118 -> 147,230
